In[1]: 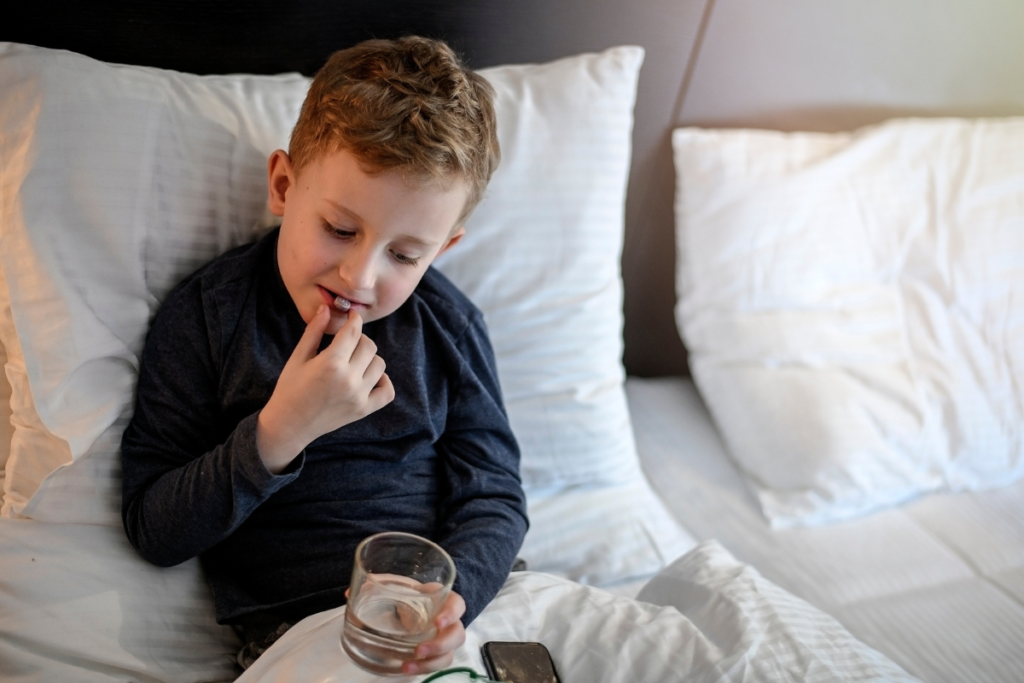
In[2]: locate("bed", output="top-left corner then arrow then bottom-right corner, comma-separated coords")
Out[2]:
1,2 -> 1023,682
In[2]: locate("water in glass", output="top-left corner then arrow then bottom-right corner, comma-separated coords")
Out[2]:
342,574 -> 443,674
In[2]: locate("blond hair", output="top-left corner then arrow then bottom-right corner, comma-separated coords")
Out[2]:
289,36 -> 500,225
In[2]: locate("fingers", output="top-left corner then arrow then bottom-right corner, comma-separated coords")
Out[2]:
326,314 -> 388,379
402,650 -> 456,676
418,592 -> 466,657
292,304 -> 331,361
326,309 -> 364,359
400,591 -> 466,675
403,620 -> 465,675
437,591 -> 467,629
339,333 -> 392,405
425,619 -> 466,657
347,330 -> 380,375
328,316 -> 391,392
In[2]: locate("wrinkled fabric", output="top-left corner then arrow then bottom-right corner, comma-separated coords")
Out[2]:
237,541 -> 919,683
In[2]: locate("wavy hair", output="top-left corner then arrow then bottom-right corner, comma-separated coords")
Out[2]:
289,36 -> 500,225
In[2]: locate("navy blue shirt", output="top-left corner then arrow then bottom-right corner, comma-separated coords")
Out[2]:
121,229 -> 528,626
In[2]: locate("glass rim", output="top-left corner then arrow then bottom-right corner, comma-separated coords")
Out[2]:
354,531 -> 456,582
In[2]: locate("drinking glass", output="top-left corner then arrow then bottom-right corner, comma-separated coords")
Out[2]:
341,532 -> 456,675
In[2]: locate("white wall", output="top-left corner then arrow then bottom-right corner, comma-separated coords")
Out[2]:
680,0 -> 1024,130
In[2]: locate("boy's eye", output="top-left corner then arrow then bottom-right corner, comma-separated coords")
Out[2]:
322,221 -> 354,238
391,250 -> 420,266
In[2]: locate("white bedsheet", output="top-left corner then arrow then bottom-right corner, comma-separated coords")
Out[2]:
626,376 -> 1024,683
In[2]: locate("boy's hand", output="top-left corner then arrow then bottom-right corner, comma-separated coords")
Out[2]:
257,304 -> 395,473
403,590 -> 467,676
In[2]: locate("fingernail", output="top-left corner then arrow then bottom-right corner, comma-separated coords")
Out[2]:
317,304 -> 326,315
416,644 -> 431,658
404,662 -> 419,675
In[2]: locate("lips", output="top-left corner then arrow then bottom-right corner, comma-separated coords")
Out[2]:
318,285 -> 364,311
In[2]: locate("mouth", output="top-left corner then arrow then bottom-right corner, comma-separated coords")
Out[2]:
318,285 -> 364,313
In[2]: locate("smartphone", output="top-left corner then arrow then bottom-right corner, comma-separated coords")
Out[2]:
481,641 -> 562,683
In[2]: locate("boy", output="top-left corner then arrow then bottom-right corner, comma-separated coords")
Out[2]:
121,37 -> 528,675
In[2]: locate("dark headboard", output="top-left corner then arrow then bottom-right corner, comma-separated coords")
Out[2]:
9,1 -> 524,76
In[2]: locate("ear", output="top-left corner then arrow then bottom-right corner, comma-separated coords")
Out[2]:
267,149 -> 295,217
437,227 -> 465,256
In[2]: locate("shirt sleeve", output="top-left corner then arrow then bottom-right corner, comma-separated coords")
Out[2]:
436,311 -> 530,625
120,277 -> 302,568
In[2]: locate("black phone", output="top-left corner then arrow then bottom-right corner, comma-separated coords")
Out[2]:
481,641 -> 562,683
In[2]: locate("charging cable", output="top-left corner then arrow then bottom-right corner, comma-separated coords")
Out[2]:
420,666 -> 500,682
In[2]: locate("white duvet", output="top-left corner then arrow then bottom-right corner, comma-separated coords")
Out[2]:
239,542 -> 916,683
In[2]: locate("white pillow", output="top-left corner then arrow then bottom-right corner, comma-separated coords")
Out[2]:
0,517 -> 240,682
0,42 -> 690,583
673,119 -> 1024,527
436,48 -> 642,489
434,45 -> 695,582
0,44 -> 308,521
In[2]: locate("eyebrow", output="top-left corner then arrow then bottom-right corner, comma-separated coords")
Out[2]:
323,199 -> 364,225
323,199 -> 440,248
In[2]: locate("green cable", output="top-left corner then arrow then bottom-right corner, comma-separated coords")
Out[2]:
419,666 -> 500,683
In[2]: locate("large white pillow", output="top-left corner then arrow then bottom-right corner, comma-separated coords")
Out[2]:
436,48 -> 642,490
673,119 -> 1024,527
0,517 -> 239,682
0,42 -> 691,584
434,46 -> 694,582
0,44 -> 309,521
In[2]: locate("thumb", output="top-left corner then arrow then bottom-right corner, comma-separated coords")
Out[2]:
293,304 -> 330,361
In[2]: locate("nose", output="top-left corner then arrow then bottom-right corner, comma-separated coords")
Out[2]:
339,244 -> 377,291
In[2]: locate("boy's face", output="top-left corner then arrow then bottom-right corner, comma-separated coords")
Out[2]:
268,148 -> 467,334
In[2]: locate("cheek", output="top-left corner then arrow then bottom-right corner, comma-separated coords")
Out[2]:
279,226 -> 308,273
394,270 -> 425,295
282,219 -> 333,273
290,243 -> 333,278
376,271 -> 422,310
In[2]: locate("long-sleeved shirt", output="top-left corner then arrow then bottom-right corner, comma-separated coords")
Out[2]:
121,228 -> 528,626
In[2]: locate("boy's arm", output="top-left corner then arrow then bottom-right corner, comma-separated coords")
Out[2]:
121,280 -> 302,567
123,284 -> 393,568
435,312 -> 530,625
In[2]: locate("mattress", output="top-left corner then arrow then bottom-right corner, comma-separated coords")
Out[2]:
626,376 -> 1024,683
